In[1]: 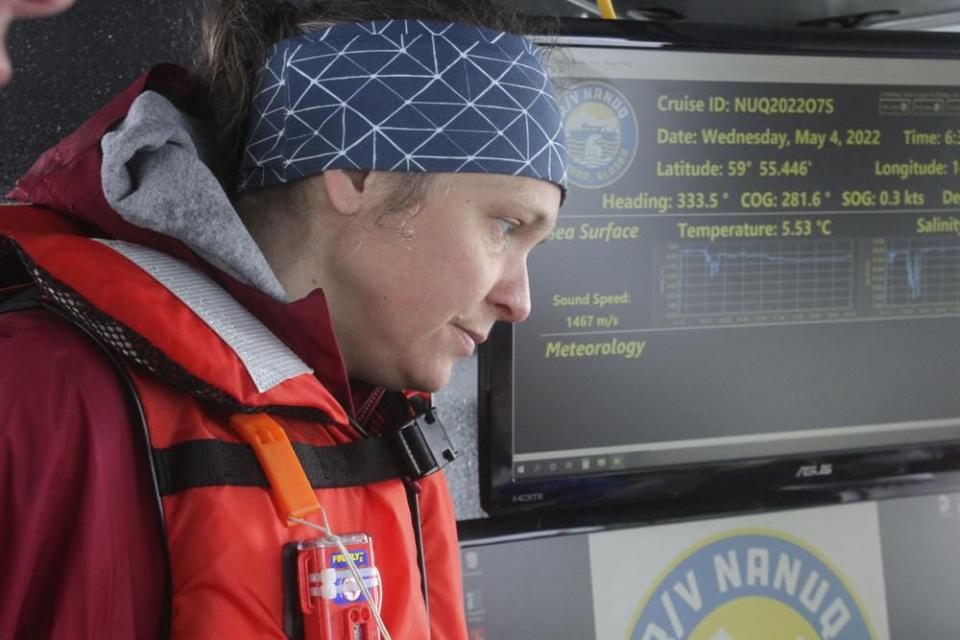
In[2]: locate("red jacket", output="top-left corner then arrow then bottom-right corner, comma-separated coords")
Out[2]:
0,65 -> 466,639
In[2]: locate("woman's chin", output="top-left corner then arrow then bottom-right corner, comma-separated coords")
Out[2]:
401,359 -> 455,394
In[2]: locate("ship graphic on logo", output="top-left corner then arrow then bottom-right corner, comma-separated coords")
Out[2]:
559,81 -> 638,189
629,529 -> 876,640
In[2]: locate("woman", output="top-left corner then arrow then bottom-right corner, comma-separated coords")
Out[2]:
0,0 -> 565,638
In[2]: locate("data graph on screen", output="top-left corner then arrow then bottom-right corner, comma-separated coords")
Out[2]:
663,240 -> 855,323
879,238 -> 960,307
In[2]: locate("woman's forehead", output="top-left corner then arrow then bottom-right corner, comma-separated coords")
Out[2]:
427,173 -> 561,217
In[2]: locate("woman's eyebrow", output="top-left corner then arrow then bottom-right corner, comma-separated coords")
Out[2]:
505,196 -> 555,226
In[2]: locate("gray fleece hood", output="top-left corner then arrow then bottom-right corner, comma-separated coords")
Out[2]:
100,90 -> 287,301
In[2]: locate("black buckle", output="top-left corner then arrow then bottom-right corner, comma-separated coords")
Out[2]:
390,409 -> 458,479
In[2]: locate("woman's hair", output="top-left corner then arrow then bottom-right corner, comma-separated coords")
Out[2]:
193,0 -> 529,194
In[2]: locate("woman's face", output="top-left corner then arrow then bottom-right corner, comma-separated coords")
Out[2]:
321,172 -> 561,392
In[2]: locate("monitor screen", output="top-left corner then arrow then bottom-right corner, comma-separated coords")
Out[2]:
480,24 -> 960,514
460,491 -> 960,639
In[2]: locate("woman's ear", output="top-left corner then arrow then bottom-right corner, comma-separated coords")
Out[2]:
322,169 -> 371,216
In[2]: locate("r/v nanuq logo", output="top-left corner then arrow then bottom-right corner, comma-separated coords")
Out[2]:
559,81 -> 638,189
630,530 -> 875,640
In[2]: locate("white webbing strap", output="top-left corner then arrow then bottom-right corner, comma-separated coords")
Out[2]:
96,239 -> 312,393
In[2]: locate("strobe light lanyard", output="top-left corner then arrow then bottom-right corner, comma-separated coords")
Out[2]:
231,414 -> 391,640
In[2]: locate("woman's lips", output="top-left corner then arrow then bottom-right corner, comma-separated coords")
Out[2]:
453,325 -> 486,354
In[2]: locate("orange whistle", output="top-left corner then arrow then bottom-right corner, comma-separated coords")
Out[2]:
231,413 -> 320,523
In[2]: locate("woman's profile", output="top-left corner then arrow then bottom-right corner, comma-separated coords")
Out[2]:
0,1 -> 565,638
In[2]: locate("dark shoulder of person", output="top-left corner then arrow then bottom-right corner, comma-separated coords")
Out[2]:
0,305 -> 166,639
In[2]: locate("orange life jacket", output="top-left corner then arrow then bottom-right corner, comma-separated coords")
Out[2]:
0,205 -> 467,639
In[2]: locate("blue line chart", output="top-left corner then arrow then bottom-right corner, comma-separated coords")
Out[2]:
683,247 -> 852,277
883,240 -> 960,303
669,240 -> 855,317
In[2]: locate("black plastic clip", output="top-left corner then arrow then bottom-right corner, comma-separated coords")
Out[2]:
390,409 -> 458,479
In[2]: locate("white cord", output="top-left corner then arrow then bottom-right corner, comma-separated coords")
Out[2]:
290,512 -> 393,640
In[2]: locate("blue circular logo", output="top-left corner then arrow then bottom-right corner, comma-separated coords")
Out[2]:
630,530 -> 875,640
559,81 -> 638,189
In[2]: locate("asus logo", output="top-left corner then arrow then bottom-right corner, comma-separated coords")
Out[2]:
796,463 -> 833,478
512,492 -> 544,503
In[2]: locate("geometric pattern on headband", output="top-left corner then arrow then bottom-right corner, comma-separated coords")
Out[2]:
238,19 -> 567,193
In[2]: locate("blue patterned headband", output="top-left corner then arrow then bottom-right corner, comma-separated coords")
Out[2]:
238,19 -> 567,194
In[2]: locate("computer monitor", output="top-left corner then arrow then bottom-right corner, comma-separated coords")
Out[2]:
480,21 -> 960,515
459,490 -> 960,639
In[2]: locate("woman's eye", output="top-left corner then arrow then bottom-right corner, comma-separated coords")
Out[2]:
497,217 -> 520,236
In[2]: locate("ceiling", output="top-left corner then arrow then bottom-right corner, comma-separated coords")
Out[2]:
519,0 -> 960,29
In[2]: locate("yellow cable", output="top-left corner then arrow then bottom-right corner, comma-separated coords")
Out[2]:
597,0 -> 617,19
